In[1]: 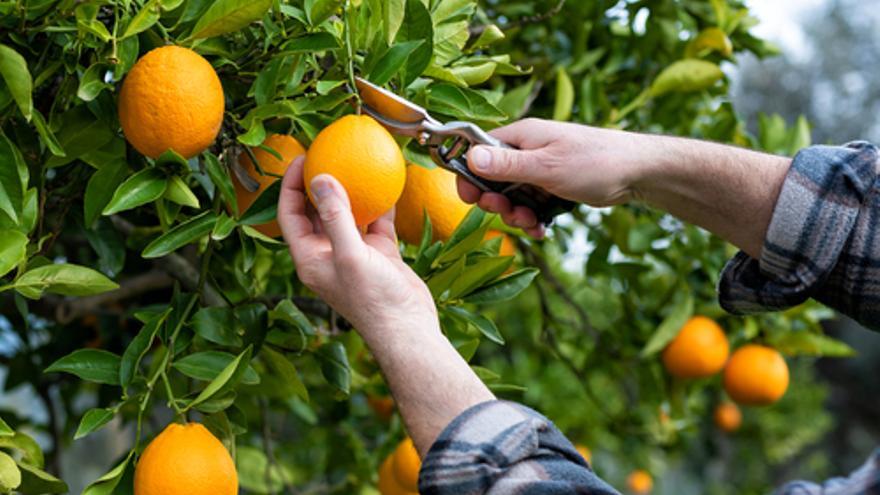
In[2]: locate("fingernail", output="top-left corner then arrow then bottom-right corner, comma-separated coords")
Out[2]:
470,147 -> 491,172
311,177 -> 333,203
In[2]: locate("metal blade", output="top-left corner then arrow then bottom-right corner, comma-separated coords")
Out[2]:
354,77 -> 432,125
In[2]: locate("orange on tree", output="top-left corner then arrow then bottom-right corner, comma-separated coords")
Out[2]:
391,437 -> 421,492
714,401 -> 742,433
662,316 -> 729,379
626,469 -> 653,494
234,134 -> 306,237
119,46 -> 224,159
134,422 -> 237,495
575,444 -> 592,463
304,114 -> 405,226
723,344 -> 789,405
367,394 -> 395,421
394,163 -> 473,245
378,454 -> 418,495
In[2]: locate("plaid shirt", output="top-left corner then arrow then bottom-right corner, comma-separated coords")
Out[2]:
418,143 -> 880,494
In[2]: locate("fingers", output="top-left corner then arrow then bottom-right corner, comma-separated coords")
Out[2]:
456,176 -> 481,204
467,145 -> 544,184
278,156 -> 315,247
367,207 -> 397,243
487,118 -> 554,149
309,174 -> 364,255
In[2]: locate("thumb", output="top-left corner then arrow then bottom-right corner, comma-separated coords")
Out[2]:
309,174 -> 363,253
467,145 -> 543,183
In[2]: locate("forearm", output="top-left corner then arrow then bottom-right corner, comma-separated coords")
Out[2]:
631,135 -> 791,258
361,316 -> 495,456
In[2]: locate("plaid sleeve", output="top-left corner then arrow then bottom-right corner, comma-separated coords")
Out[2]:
775,449 -> 880,494
417,400 -> 620,495
718,141 -> 880,330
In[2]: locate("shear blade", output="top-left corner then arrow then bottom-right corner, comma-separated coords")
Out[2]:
354,77 -> 432,127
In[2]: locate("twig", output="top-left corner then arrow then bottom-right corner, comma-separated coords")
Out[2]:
471,0 -> 566,37
55,271 -> 173,324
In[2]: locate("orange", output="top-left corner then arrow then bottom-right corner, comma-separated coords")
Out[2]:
119,46 -> 224,159
626,470 -> 653,494
391,437 -> 421,492
714,402 -> 742,432
661,316 -> 729,378
378,454 -> 418,495
394,164 -> 472,245
575,444 -> 592,463
234,134 -> 306,237
485,230 -> 516,257
304,115 -> 405,226
367,395 -> 395,421
723,344 -> 789,405
134,422 -> 237,495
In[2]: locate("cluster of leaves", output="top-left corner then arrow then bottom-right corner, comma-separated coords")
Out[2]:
0,1 -> 855,495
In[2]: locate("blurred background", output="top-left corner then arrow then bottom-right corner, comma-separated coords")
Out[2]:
2,0 -> 880,493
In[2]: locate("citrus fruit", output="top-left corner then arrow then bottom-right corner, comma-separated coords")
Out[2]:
485,230 -> 516,257
391,437 -> 421,492
575,444 -> 592,463
378,454 -> 417,495
235,134 -> 306,237
367,395 -> 395,421
714,402 -> 742,432
723,344 -> 789,405
119,46 -> 224,159
662,316 -> 729,378
626,469 -> 653,494
134,422 -> 237,495
394,163 -> 472,245
304,115 -> 405,226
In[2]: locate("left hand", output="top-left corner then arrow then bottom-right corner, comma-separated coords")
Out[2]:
277,157 -> 438,336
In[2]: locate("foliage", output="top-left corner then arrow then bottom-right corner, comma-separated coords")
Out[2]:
0,0 -> 852,494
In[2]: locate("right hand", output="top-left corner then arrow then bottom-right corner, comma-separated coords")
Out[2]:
460,119 -> 650,236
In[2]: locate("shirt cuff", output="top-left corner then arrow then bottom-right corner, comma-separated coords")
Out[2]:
418,400 -> 610,495
719,142 -> 880,315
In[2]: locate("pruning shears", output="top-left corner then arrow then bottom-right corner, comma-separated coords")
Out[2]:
354,77 -> 576,225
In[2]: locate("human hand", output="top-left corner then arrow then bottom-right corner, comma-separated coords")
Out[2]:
459,119 -> 653,236
278,157 -> 438,336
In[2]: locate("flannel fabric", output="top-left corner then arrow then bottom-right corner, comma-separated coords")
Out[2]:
719,142 -> 880,331
775,449 -> 880,495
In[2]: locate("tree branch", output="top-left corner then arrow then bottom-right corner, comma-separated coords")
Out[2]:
54,271 -> 173,324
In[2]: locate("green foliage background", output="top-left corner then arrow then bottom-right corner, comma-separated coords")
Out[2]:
0,0 -> 858,494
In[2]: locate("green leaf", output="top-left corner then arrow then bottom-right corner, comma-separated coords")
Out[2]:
45,107 -> 115,168
553,67 -> 574,121
164,176 -> 201,208
427,84 -> 507,122
16,461 -> 68,494
0,432 -> 41,468
442,206 -> 485,252
204,152 -> 238,216
385,0 -> 405,44
121,0 -> 161,39
427,256 -> 466,298
142,211 -> 217,258
77,63 -> 112,102
31,109 -> 65,157
650,59 -> 724,97
190,0 -> 273,39
369,40 -> 424,86
85,160 -> 129,228
74,408 -> 115,440
173,351 -> 259,385
0,131 -> 26,224
472,24 -> 505,49
81,456 -> 129,495
0,44 -> 32,121
640,292 -> 694,357
211,212 -> 237,241
14,263 -> 119,299
0,229 -> 27,278
279,32 -> 340,54
191,307 -> 243,346
464,268 -> 539,304
446,256 -> 513,300
397,0 -> 433,86
0,451 -> 21,492
238,181 -> 280,226
306,0 -> 344,25
120,309 -> 170,386
315,341 -> 350,395
770,332 -> 856,358
45,349 -> 122,385
447,306 -> 504,345
0,417 -> 12,437
102,168 -> 168,216
269,299 -> 314,335
262,347 -> 309,402
187,346 -> 253,410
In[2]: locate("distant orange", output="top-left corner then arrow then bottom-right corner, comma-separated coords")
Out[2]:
714,402 -> 742,432
575,444 -> 592,463
391,437 -> 421,492
662,316 -> 729,378
723,344 -> 789,405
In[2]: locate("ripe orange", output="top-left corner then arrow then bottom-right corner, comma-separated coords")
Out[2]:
119,46 -> 224,159
485,230 -> 515,257
723,344 -> 789,405
304,115 -> 405,226
626,469 -> 653,494
378,454 -> 417,495
391,437 -> 421,492
394,164 -> 472,245
234,134 -> 306,237
367,395 -> 395,421
575,444 -> 592,463
661,316 -> 729,379
134,422 -> 237,495
714,402 -> 742,432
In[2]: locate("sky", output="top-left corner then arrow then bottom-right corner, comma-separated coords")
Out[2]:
745,0 -> 826,59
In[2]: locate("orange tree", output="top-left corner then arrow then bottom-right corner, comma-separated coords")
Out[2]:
0,1 -> 855,494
